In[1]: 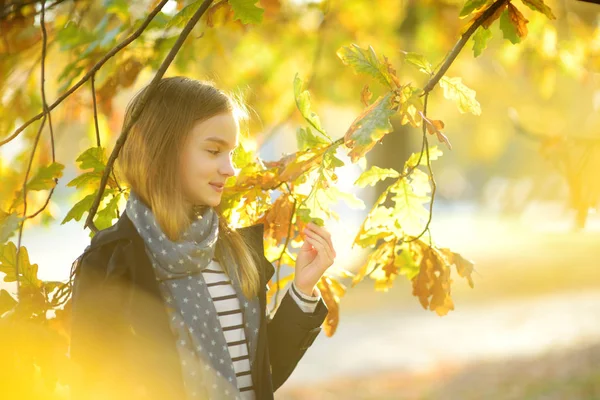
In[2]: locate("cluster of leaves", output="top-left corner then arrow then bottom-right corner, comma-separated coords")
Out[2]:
0,0 -> 563,396
463,0 -> 556,56
1,0 -> 560,331
0,241 -> 72,398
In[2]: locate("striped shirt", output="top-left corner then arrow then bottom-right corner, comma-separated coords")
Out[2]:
201,259 -> 320,399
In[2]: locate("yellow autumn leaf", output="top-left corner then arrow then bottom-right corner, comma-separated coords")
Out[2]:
439,76 -> 482,116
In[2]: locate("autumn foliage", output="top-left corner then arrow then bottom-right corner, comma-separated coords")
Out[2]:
0,0 -> 582,397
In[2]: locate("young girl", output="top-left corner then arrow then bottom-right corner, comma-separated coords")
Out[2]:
69,76 -> 336,400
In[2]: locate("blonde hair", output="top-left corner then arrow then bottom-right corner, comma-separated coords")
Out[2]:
115,76 -> 260,299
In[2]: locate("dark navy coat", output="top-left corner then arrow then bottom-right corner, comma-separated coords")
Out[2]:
69,210 -> 327,399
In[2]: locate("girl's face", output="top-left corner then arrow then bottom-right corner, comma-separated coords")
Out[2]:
179,112 -> 238,208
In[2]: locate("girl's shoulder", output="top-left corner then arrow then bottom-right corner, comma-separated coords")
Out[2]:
71,212 -> 139,286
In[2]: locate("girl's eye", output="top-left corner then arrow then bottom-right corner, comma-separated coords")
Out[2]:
207,150 -> 220,155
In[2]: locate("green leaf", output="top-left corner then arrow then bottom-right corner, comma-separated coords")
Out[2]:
144,11 -> 171,31
401,51 -> 432,74
390,173 -> 431,236
472,26 -> 493,57
166,0 -> 203,29
299,177 -> 365,228
66,171 -> 103,189
323,152 -> 345,168
406,146 -> 444,168
459,0 -> 490,17
0,211 -> 20,244
394,243 -> 420,280
105,0 -> 130,22
61,193 -> 96,225
0,242 -> 42,288
520,0 -> 556,19
296,126 -> 329,152
55,22 -> 95,51
0,289 -> 17,315
499,8 -> 521,44
62,189 -> 116,225
355,166 -> 400,188
294,74 -> 330,139
26,162 -> 64,191
296,207 -> 324,227
232,142 -> 254,169
76,147 -> 107,172
95,192 -> 121,231
354,206 -> 398,248
344,92 -> 396,163
336,44 -> 395,88
298,178 -> 349,225
439,76 -> 482,116
229,0 -> 264,24
325,186 -> 366,210
0,242 -> 16,282
397,85 -> 425,127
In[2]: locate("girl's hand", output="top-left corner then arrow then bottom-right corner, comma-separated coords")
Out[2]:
294,222 -> 336,297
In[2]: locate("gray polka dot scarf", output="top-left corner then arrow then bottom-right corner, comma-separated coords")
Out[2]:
126,190 -> 260,399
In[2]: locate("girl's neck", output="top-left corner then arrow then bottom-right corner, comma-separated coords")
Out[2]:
190,204 -> 209,219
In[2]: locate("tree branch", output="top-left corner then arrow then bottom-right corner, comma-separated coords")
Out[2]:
406,94 -> 436,243
91,73 -> 101,148
0,0 -> 170,147
0,0 -> 70,21
25,0 -> 57,221
366,2 -> 511,275
422,0 -> 509,94
16,0 -> 51,300
84,0 -> 215,233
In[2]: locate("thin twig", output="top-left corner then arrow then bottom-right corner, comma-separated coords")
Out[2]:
85,0 -> 215,233
422,0 -> 509,94
363,2 -> 510,276
269,185 -> 297,316
90,71 -> 123,192
91,73 -> 101,147
0,0 -> 170,147
406,94 -> 436,243
0,0 -> 69,21
16,0 -> 50,300
25,0 -> 57,221
365,133 -> 427,278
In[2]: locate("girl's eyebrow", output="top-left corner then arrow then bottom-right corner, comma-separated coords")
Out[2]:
204,136 -> 237,149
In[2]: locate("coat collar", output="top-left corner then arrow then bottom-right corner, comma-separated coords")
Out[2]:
89,210 -> 275,283
90,209 -> 265,250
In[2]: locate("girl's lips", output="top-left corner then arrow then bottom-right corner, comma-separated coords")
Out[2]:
210,183 -> 224,192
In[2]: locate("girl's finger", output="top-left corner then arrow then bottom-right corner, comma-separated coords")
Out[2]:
308,223 -> 331,240
304,235 -> 334,264
306,229 -> 335,259
307,225 -> 335,258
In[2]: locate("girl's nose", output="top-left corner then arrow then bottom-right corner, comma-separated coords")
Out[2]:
220,156 -> 236,178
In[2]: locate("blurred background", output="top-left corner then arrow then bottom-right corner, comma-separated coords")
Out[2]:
1,0 -> 600,398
